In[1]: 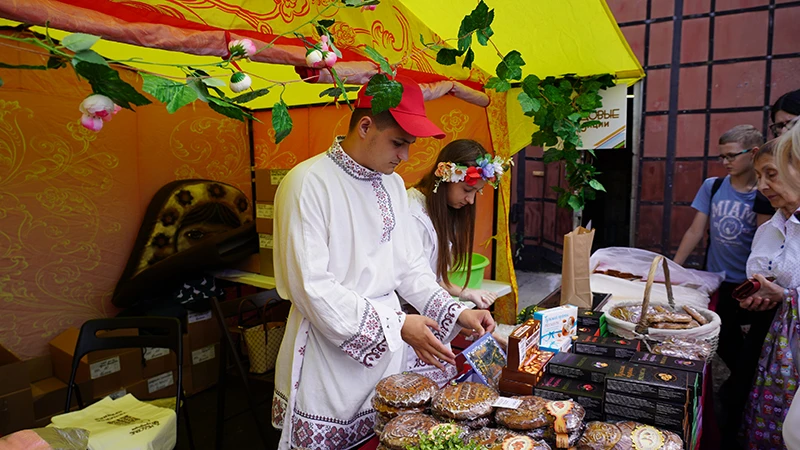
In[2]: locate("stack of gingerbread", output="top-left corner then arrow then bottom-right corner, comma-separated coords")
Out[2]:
495,396 -> 586,449
372,373 -> 437,437
577,421 -> 684,450
431,381 -> 499,430
467,428 -> 552,450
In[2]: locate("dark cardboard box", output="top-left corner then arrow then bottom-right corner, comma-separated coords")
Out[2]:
141,347 -> 178,379
49,328 -> 142,400
578,309 -> 601,327
127,371 -> 178,400
605,363 -> 690,404
255,201 -> 274,234
0,344 -> 30,396
577,325 -> 600,336
185,343 -> 220,396
255,169 -> 289,201
547,352 -> 618,384
507,319 -> 541,371
573,335 -> 641,359
260,247 -> 275,277
187,310 -> 221,351
31,377 -> 90,420
498,376 -> 535,396
629,352 -> 705,397
0,387 -> 35,435
534,374 -> 604,421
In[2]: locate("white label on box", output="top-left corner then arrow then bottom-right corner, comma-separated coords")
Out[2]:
108,389 -> 127,400
192,345 -> 216,365
90,356 -> 121,380
143,347 -> 170,361
147,372 -> 175,394
492,397 -> 523,409
259,234 -> 274,249
256,203 -> 274,219
270,170 -> 288,185
188,310 -> 212,323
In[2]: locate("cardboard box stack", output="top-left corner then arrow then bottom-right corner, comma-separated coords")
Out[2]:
498,318 -> 553,395
254,168 -> 289,277
0,344 -> 35,435
182,309 -> 222,396
27,355 -> 90,428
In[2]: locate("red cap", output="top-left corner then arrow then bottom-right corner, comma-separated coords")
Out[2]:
354,75 -> 446,139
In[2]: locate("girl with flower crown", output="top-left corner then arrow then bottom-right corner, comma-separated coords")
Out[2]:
403,139 -> 512,385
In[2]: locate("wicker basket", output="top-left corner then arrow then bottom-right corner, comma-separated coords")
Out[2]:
604,255 -> 721,360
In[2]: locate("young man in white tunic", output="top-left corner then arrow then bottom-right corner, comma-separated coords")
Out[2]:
270,76 -> 496,450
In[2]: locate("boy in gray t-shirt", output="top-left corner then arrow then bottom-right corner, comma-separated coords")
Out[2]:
674,124 -> 772,444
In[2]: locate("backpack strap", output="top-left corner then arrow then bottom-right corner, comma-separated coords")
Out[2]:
703,177 -> 724,270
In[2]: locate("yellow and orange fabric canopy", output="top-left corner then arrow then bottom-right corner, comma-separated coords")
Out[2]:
0,0 -> 642,154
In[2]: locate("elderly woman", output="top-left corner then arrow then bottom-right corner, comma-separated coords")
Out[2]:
740,127 -> 800,449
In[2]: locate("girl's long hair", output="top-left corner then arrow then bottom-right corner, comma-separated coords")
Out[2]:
415,139 -> 489,288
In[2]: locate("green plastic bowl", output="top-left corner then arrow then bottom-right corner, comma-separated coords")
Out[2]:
448,252 -> 490,289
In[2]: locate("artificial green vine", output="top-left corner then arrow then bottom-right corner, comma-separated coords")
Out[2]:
432,0 -> 616,211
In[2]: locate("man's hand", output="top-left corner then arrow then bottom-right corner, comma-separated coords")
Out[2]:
739,274 -> 783,311
457,309 -> 495,338
460,288 -> 498,309
401,315 -> 456,370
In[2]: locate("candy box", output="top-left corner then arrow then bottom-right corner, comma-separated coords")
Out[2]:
507,319 -> 541,371
547,352 -> 619,384
533,305 -> 578,353
578,309 -> 601,327
605,363 -> 691,404
573,335 -> 641,360
629,352 -> 705,397
462,332 -> 507,390
534,374 -> 603,421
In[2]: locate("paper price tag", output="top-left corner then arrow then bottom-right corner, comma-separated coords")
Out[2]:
192,345 -> 216,365
270,170 -> 288,185
259,234 -> 274,249
187,310 -> 212,323
90,356 -> 121,380
143,347 -> 170,361
492,397 -> 523,409
108,389 -> 127,400
256,203 -> 274,219
147,372 -> 175,394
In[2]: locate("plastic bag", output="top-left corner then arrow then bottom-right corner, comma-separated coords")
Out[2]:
49,394 -> 176,450
375,373 -> 438,407
431,382 -> 498,420
590,248 -> 724,296
591,274 -> 710,311
0,428 -> 89,450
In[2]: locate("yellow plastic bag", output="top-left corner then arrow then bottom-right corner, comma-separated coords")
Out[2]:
49,394 -> 176,450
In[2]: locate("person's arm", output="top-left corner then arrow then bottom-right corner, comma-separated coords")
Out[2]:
440,280 -> 498,309
274,173 -> 453,368
673,212 -> 709,265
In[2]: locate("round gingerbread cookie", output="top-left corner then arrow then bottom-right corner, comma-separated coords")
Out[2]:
375,373 -> 439,407
501,435 -> 551,450
372,395 -> 427,418
431,382 -> 499,420
495,396 -> 549,430
615,422 -> 684,450
380,413 -> 439,450
432,412 -> 493,430
468,428 -> 518,449
577,421 -> 624,449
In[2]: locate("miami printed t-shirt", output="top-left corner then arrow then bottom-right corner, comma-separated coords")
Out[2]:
692,176 -> 757,283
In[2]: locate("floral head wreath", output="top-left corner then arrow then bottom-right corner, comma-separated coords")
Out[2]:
432,154 -> 514,193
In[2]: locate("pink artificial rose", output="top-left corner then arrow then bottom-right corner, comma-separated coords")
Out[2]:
79,94 -> 116,118
305,49 -> 325,68
80,113 -> 103,131
362,5 -> 377,11
102,104 -> 123,122
323,51 -> 337,68
320,35 -> 330,52
228,39 -> 257,58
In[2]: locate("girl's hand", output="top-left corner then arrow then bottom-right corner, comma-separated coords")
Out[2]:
460,288 -> 498,309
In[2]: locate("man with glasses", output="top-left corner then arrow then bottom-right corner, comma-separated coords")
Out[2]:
674,125 -> 769,446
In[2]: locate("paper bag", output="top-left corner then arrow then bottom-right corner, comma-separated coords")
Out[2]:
49,394 -> 176,450
561,226 -> 595,308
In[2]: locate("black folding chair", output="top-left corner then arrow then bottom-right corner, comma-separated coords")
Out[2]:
64,317 -> 195,449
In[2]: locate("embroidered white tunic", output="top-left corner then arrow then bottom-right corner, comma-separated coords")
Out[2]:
404,188 -> 459,387
271,139 -> 467,450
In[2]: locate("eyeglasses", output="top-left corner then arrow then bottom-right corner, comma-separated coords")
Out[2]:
770,119 -> 796,137
718,147 -> 754,162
